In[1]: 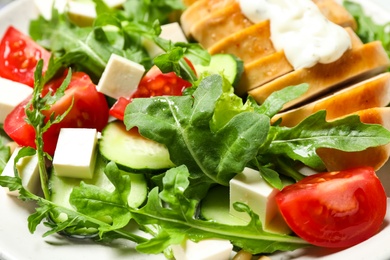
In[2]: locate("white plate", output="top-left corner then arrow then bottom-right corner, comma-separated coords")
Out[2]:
1,0 -> 390,259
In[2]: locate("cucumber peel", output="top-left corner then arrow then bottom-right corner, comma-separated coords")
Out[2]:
195,54 -> 244,87
99,121 -> 175,173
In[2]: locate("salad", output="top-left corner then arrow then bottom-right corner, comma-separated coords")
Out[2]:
1,0 -> 390,259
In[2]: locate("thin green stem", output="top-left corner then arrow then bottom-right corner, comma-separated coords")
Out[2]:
35,127 -> 50,200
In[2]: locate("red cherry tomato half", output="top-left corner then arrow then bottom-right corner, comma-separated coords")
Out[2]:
109,97 -> 130,121
4,72 -> 109,155
0,26 -> 51,87
109,64 -> 193,121
276,167 -> 387,248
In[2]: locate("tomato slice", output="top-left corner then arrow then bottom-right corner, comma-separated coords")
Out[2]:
109,64 -> 193,121
275,167 -> 387,248
4,72 -> 109,156
0,26 -> 51,87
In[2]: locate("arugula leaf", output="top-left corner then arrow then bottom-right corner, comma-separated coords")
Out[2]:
23,60 -> 72,199
124,74 -> 270,189
264,111 -> 390,170
251,158 -> 284,189
0,160 -> 148,243
255,84 -> 309,118
344,1 -> 390,57
210,75 -> 255,132
29,2 -> 203,84
29,8 -> 153,82
153,37 -> 209,81
122,0 -> 185,24
125,73 -> 390,187
69,162 -> 132,235
0,136 -> 10,174
133,165 -> 308,255
153,46 -> 183,75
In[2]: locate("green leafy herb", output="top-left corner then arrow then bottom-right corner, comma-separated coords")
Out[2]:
23,60 -> 72,199
262,111 -> 390,170
254,83 -> 309,118
29,8 -> 153,82
122,0 -> 185,24
124,75 -> 270,194
29,1 -> 207,84
125,74 -> 390,189
69,162 -> 132,235
0,161 -> 147,243
0,135 -> 10,174
344,1 -> 390,57
132,165 -> 308,255
153,37 -> 209,81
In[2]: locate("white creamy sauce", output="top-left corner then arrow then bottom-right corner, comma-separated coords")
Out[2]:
238,0 -> 352,69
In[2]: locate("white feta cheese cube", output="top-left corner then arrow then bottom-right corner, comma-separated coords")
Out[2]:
144,22 -> 188,57
67,0 -> 126,26
33,0 -> 67,20
171,238 -> 233,260
97,54 -> 145,99
34,0 -> 126,22
229,167 -> 291,234
52,128 -> 98,179
0,78 -> 33,124
67,1 -> 96,26
1,147 -> 40,196
160,22 -> 188,43
103,0 -> 126,8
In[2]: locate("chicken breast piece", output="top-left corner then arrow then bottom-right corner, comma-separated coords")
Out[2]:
272,73 -> 390,127
317,107 -> 390,171
248,41 -> 390,110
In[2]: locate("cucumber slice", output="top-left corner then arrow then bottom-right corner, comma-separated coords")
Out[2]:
195,54 -> 244,87
49,153 -> 148,236
99,121 -> 175,173
200,185 -> 247,226
50,155 -> 148,209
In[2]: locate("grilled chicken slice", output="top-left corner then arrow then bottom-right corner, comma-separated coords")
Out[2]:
248,41 -> 390,110
316,107 -> 390,171
182,0 -> 199,6
237,51 -> 293,96
182,0 -> 357,48
208,20 -> 274,64
208,22 -> 362,65
180,0 -> 235,36
312,0 -> 357,30
235,27 -> 362,95
272,72 -> 390,127
180,0 -> 390,172
189,1 -> 252,49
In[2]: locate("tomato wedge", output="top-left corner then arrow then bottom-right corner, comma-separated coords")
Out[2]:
275,167 -> 387,248
0,26 -> 51,87
4,72 -> 109,156
109,64 -> 193,121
